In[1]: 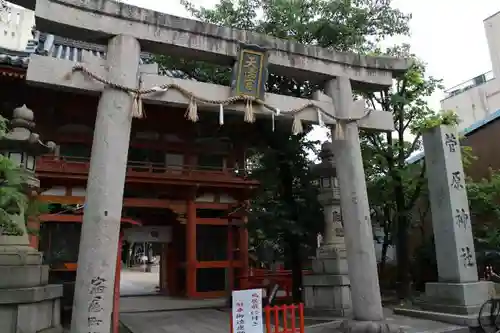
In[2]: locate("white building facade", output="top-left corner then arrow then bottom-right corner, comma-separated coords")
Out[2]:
0,2 -> 34,51
441,11 -> 500,132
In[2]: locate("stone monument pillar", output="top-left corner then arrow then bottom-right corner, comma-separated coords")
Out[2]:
0,105 -> 62,333
419,125 -> 492,315
303,142 -> 351,316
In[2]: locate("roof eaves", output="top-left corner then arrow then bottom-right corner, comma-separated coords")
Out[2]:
0,47 -> 30,68
405,108 -> 500,165
0,32 -> 194,80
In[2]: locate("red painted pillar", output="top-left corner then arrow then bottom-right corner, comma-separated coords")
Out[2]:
240,216 -> 249,279
159,244 -> 166,293
166,242 -> 178,296
112,231 -> 123,333
228,221 -> 234,292
186,199 -> 196,297
28,219 -> 40,249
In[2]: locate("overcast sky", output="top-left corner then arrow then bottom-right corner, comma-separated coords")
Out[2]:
122,0 -> 500,142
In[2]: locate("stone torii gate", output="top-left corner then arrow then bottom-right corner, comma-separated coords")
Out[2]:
12,0 -> 409,332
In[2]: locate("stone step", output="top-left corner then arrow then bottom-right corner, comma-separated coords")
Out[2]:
394,306 -> 480,328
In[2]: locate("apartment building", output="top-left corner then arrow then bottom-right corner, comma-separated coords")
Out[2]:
0,1 -> 34,50
441,10 -> 500,132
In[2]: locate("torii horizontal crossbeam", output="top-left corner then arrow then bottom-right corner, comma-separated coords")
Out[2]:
15,0 -> 411,90
26,54 -> 394,132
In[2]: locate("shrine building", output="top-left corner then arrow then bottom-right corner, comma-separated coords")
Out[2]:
0,31 -> 260,299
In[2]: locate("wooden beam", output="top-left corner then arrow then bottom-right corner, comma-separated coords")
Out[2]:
27,55 -> 395,132
196,261 -> 243,269
39,214 -> 141,225
196,218 -> 229,226
38,195 -> 187,212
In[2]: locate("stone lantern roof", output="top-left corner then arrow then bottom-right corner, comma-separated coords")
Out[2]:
311,141 -> 336,178
0,105 -> 56,156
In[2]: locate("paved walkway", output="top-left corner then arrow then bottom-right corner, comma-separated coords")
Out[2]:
119,300 -> 469,333
305,308 -> 469,333
120,296 -> 226,313
120,308 -> 230,333
120,266 -> 160,296
117,271 -> 469,333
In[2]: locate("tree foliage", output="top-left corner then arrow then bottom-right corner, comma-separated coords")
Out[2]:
467,169 -> 500,222
247,127 -> 323,256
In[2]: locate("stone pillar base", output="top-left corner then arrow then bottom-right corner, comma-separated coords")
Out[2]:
303,274 -> 351,316
0,249 -> 63,333
0,285 -> 63,333
419,281 -> 493,315
303,245 -> 351,316
394,281 -> 494,327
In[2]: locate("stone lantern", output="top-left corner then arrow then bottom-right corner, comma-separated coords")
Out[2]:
303,141 -> 351,316
312,142 -> 344,249
0,105 -> 62,333
0,105 -> 56,238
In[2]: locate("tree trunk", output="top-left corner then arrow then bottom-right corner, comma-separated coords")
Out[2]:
395,208 -> 411,298
379,213 -> 392,275
276,146 -> 304,303
379,233 -> 390,275
287,236 -> 303,303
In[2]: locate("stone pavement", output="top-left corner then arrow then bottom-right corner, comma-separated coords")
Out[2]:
120,308 -> 229,333
120,266 -> 160,297
118,297 -> 470,333
119,296 -> 226,313
305,308 -> 469,333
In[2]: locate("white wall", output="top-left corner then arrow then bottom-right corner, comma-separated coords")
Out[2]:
485,11 -> 500,80
0,2 -> 34,50
441,11 -> 500,131
441,78 -> 500,132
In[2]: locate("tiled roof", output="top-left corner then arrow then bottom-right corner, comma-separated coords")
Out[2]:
0,47 -> 30,68
406,108 -> 500,164
0,30 -> 188,79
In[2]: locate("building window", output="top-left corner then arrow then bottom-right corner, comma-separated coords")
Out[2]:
11,31 -> 14,37
8,152 -> 23,166
3,30 -> 7,36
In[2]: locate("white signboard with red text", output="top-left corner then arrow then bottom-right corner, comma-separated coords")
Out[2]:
232,289 -> 264,333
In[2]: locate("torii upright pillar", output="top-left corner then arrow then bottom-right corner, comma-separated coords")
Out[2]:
70,35 -> 140,333
326,77 -> 398,333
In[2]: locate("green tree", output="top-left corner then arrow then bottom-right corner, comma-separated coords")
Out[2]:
246,126 -> 323,301
467,169 -> 500,223
467,169 -> 500,257
162,0 -> 411,301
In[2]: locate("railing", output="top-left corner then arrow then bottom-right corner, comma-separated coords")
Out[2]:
444,70 -> 495,99
36,155 -> 254,184
239,268 -> 312,301
231,304 -> 304,333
